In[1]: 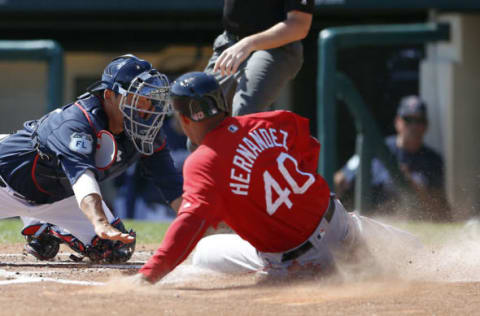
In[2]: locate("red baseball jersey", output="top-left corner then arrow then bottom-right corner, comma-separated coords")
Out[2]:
140,110 -> 332,282
179,110 -> 330,252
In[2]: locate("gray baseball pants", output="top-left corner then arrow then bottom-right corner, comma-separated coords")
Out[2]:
204,31 -> 304,115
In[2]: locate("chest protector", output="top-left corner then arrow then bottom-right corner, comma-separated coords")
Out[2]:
29,94 -> 141,201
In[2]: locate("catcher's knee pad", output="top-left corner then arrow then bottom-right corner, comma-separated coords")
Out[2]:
22,223 -> 62,261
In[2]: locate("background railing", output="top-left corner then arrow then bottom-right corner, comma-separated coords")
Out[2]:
0,40 -> 64,112
317,23 -> 450,212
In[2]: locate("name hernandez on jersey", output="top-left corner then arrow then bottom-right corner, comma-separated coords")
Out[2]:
140,110 -> 331,282
179,110 -> 330,252
230,127 -> 288,196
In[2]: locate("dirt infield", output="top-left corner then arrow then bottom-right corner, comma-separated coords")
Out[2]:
1,223 -> 480,316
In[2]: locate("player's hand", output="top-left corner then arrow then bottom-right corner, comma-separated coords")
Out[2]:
94,222 -> 135,244
105,273 -> 152,290
124,273 -> 152,286
214,38 -> 253,76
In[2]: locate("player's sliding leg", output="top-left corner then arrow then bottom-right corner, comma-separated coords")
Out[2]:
192,198 -> 422,277
192,233 -> 265,273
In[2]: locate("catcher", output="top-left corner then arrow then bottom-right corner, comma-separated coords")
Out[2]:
0,54 -> 182,263
131,72 -> 420,284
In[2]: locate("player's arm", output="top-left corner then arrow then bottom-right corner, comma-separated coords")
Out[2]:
214,10 -> 312,76
138,211 -> 209,283
135,150 -> 220,283
72,170 -> 134,244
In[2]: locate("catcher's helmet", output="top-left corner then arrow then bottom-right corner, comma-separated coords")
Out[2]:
89,54 -> 152,94
89,54 -> 172,155
170,72 -> 228,122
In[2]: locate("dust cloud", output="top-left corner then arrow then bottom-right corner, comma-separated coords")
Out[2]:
338,217 -> 480,283
401,219 -> 480,282
102,218 -> 480,295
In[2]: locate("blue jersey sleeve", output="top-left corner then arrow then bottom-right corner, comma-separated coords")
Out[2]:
139,143 -> 184,204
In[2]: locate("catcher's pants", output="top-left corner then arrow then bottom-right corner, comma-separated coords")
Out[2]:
192,198 -> 421,275
0,179 -> 115,245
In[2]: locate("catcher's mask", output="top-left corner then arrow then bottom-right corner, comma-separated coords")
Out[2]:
118,70 -> 171,155
88,54 -> 172,155
170,72 -> 228,122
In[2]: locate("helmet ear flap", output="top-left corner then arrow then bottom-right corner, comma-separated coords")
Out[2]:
190,96 -> 220,122
170,72 -> 229,121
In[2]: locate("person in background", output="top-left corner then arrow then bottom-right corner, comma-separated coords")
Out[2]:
334,95 -> 451,221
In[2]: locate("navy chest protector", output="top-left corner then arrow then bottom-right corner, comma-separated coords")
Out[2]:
72,102 -> 117,170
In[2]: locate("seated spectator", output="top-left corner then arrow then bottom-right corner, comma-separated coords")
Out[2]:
334,95 -> 452,221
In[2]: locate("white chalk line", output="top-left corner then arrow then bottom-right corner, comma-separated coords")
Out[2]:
0,262 -> 144,270
0,252 -> 147,269
0,269 -> 104,286
0,250 -> 152,258
0,252 -> 147,286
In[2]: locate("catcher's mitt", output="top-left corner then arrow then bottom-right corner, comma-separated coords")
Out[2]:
84,230 -> 136,263
81,218 -> 136,263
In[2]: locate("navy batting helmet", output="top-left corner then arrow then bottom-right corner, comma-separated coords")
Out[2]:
170,72 -> 228,122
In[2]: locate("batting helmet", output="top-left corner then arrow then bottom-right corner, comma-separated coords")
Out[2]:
89,54 -> 172,155
170,72 -> 228,122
